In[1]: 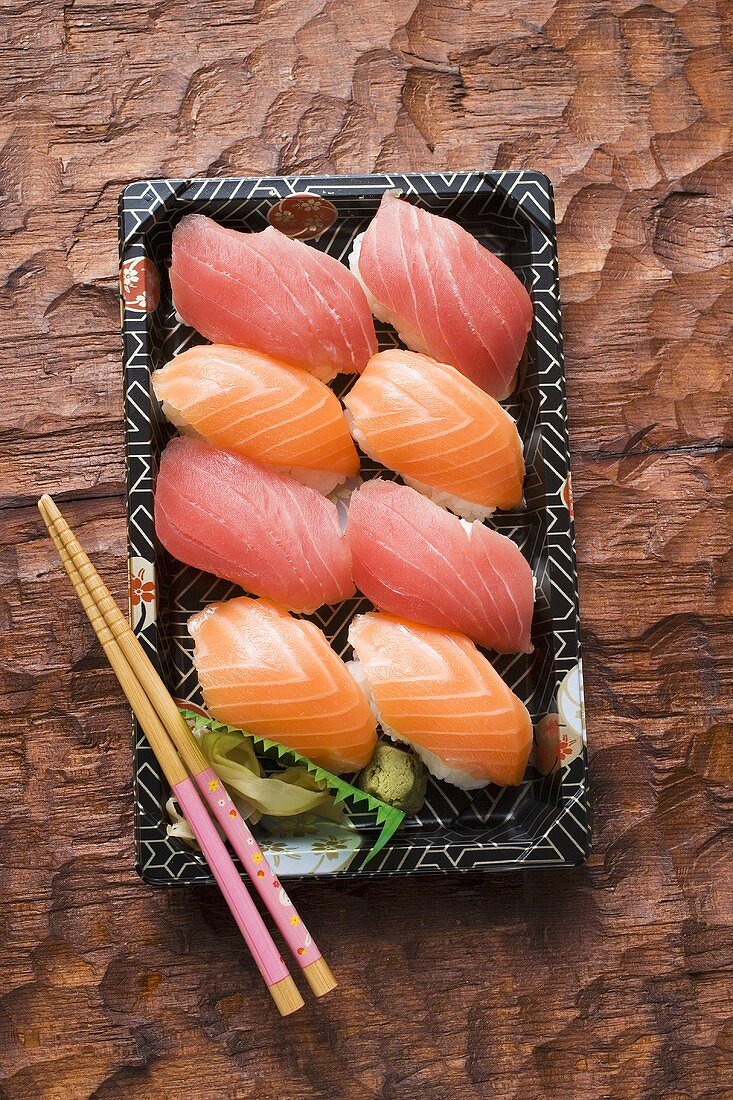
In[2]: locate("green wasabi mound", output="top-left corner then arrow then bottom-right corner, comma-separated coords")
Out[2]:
358,742 -> 428,815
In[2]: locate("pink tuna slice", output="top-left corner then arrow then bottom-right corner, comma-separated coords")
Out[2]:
345,478 -> 534,653
154,436 -> 354,612
356,193 -> 533,399
169,214 -> 377,382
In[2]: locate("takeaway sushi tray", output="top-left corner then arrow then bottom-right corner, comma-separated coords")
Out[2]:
119,171 -> 590,883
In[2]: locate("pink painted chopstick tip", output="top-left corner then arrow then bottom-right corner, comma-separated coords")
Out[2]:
193,767 -> 322,969
172,777 -> 294,991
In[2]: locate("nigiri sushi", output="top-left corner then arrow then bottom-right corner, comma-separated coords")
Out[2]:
170,214 -> 377,382
154,436 -> 353,612
190,597 -> 377,773
346,480 -> 534,653
349,613 -> 533,789
349,192 -> 533,399
343,349 -> 525,519
152,345 -> 359,494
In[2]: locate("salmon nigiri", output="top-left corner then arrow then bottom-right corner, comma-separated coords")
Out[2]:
190,597 -> 377,773
170,214 -> 377,382
349,192 -> 533,399
152,345 -> 360,494
346,480 -> 534,653
349,613 -> 533,789
343,349 -> 525,519
154,436 -> 353,613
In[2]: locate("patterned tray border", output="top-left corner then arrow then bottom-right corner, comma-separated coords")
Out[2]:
119,172 -> 590,883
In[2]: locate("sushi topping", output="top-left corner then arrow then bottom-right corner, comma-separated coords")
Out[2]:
349,613 -> 533,791
154,436 -> 354,613
189,597 -> 377,774
346,479 -> 534,654
169,214 -> 376,380
350,192 -> 533,399
152,345 -> 359,492
343,349 -> 525,515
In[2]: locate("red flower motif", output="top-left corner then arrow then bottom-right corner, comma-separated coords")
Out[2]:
129,568 -> 155,607
557,734 -> 574,761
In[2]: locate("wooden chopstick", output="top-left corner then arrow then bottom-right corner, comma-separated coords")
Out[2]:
38,497 -> 306,1017
39,495 -> 336,999
38,495 -> 336,1000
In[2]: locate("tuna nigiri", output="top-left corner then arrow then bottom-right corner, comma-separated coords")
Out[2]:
346,480 -> 534,653
154,436 -> 353,612
152,345 -> 359,494
350,193 -> 533,399
170,214 -> 377,382
190,597 -> 377,773
349,613 -> 533,789
343,349 -> 525,519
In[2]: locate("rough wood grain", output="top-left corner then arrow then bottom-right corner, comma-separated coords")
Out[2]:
1,1 -> 732,1098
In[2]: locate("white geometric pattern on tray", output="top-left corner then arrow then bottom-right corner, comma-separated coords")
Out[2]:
120,171 -> 589,883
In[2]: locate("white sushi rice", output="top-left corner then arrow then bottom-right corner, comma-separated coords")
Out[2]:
346,656 -> 487,792
347,233 -> 379,315
401,476 -> 497,523
343,408 -> 373,461
307,362 -> 340,385
187,603 -> 220,660
344,409 -> 399,485
348,232 -> 430,355
281,466 -> 344,496
345,658 -> 381,723
154,396 -> 203,438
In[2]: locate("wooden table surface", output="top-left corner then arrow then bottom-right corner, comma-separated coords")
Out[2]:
2,2 -> 732,1098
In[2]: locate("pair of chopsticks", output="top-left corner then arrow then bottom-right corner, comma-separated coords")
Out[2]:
38,494 -> 336,1016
